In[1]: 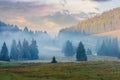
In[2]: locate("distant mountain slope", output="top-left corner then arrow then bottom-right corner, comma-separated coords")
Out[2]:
60,7 -> 120,35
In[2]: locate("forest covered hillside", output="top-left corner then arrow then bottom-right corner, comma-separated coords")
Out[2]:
59,7 -> 120,35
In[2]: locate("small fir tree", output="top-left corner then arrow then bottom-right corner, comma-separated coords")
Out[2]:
51,56 -> 57,63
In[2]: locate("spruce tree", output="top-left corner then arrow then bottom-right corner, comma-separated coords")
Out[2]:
17,40 -> 23,60
76,42 -> 87,61
10,40 -> 18,60
22,39 -> 31,60
0,42 -> 10,61
24,27 -> 29,32
64,40 -> 74,57
112,38 -> 119,57
97,40 -> 106,56
29,39 -> 39,60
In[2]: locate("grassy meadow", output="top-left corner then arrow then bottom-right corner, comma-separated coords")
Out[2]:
0,61 -> 120,80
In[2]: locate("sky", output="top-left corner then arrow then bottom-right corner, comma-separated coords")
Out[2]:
0,0 -> 120,36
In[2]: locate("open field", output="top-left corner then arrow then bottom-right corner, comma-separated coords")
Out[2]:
0,61 -> 120,80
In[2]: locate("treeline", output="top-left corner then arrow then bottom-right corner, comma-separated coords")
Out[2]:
62,40 -> 89,61
97,38 -> 120,58
0,21 -> 48,35
0,21 -> 51,43
0,39 -> 39,61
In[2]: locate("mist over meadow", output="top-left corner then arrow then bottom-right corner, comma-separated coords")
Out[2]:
1,7 -> 120,62
0,18 -> 120,62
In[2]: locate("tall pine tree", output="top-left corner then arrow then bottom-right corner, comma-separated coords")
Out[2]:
29,39 -> 39,60
0,42 -> 10,61
97,40 -> 106,56
22,39 -> 31,59
76,42 -> 87,61
63,40 -> 74,57
17,40 -> 23,60
10,40 -> 18,60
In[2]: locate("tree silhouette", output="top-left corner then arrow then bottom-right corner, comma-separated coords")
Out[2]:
63,40 -> 74,57
0,42 -> 10,61
22,39 -> 31,59
29,39 -> 39,60
17,40 -> 23,60
10,40 -> 18,60
51,56 -> 57,63
76,42 -> 87,61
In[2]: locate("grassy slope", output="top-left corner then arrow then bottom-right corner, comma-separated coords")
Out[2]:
0,61 -> 120,80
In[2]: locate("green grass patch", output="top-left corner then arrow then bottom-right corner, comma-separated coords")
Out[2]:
0,61 -> 120,80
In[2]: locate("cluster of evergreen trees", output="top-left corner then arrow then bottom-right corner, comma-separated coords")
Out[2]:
10,39 -> 39,60
97,38 -> 120,58
0,39 -> 39,61
63,40 -> 88,61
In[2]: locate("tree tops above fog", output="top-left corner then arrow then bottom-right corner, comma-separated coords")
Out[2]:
0,21 -> 7,26
0,21 -> 49,36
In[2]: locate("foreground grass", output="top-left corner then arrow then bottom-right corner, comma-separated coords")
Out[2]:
0,61 -> 120,80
